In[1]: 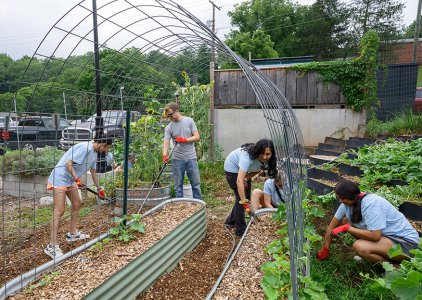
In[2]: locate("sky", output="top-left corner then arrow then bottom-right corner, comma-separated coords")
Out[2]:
0,0 -> 419,60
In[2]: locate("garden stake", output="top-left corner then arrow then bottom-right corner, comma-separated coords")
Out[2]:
137,142 -> 178,214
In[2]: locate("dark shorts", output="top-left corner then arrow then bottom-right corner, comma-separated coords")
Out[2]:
385,235 -> 419,257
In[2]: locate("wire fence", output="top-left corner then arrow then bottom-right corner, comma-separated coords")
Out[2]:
1,0 -> 306,299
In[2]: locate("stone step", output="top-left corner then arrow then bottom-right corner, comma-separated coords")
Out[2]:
324,137 -> 346,147
318,142 -> 344,153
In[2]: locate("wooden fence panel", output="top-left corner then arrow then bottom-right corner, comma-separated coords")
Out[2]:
214,67 -> 345,107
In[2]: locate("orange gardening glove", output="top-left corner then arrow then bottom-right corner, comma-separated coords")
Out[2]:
75,178 -> 85,189
317,247 -> 329,261
162,154 -> 169,163
239,199 -> 251,215
175,136 -> 188,143
332,224 -> 350,236
98,187 -> 105,200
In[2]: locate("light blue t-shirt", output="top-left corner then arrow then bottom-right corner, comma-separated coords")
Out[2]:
48,142 -> 97,187
224,148 -> 264,173
334,193 -> 419,243
164,116 -> 198,160
263,179 -> 285,207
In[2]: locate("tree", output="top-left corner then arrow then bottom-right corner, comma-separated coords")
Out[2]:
403,20 -> 422,39
348,0 -> 405,44
293,0 -> 350,60
228,0 -> 303,57
225,30 -> 279,59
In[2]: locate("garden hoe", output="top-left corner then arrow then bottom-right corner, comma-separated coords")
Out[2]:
86,186 -> 113,206
137,142 -> 178,214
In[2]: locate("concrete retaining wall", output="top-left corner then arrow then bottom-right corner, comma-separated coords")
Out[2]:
1,174 -> 50,198
214,108 -> 366,157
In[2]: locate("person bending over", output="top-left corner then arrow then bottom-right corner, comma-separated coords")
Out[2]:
224,139 -> 277,240
317,180 -> 419,263
44,137 -> 112,259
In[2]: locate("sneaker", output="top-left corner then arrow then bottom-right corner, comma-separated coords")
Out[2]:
66,231 -> 90,242
44,244 -> 64,259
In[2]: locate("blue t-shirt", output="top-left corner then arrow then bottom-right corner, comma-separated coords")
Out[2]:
334,193 -> 419,243
48,142 -> 97,187
224,148 -> 264,173
263,179 -> 285,207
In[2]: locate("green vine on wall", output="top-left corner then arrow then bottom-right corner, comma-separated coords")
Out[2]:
292,31 -> 380,112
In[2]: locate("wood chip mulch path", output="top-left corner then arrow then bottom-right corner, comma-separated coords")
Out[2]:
8,203 -> 200,300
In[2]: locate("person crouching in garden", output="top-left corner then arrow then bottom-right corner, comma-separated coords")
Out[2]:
162,102 -> 202,199
44,137 -> 112,259
224,139 -> 277,241
317,180 -> 419,263
251,170 -> 285,212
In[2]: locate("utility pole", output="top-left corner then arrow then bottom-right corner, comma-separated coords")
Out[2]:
413,0 -> 422,63
209,0 -> 220,161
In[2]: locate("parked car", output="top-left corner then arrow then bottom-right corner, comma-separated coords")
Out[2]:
1,116 -> 69,150
414,87 -> 422,113
59,110 -> 141,150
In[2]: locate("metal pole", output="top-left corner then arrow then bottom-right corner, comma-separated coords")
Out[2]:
62,92 -> 68,123
209,0 -> 220,161
120,86 -> 124,111
123,110 -> 130,217
92,0 -> 103,137
413,0 -> 422,63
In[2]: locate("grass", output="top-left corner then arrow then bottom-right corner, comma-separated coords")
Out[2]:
365,110 -> 422,137
198,160 -> 232,208
17,206 -> 92,229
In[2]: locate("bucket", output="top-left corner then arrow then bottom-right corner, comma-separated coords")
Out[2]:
183,184 -> 193,198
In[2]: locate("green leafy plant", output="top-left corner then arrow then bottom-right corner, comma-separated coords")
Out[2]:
260,199 -> 328,299
109,214 -> 145,242
175,72 -> 222,160
292,31 -> 380,111
88,237 -> 112,253
24,271 -> 60,294
361,240 -> 422,300
0,146 -> 64,176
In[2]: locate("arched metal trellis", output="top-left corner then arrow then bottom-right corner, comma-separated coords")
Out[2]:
2,1 -> 307,299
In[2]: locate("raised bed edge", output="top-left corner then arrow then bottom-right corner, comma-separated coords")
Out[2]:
0,198 -> 205,300
84,201 -> 206,300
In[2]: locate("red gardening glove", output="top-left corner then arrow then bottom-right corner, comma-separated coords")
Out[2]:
162,154 -> 169,163
98,188 -> 105,200
175,136 -> 188,143
75,178 -> 85,189
332,224 -> 350,236
317,247 -> 329,261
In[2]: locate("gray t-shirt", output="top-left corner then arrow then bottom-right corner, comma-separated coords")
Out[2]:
164,116 -> 198,160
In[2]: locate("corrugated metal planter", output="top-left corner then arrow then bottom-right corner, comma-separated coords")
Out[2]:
84,200 -> 206,300
115,184 -> 171,206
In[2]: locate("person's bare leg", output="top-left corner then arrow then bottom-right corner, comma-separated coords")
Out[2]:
353,237 -> 394,263
67,188 -> 82,234
251,189 -> 264,212
50,188 -> 67,245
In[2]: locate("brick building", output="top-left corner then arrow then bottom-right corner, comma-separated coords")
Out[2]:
389,38 -> 422,65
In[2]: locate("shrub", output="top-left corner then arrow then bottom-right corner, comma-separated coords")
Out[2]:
0,147 -> 64,176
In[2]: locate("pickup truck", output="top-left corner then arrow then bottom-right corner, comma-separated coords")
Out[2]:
59,110 -> 141,150
1,116 -> 69,150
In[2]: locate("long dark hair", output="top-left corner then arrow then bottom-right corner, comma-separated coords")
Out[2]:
335,180 -> 366,223
241,139 -> 277,178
